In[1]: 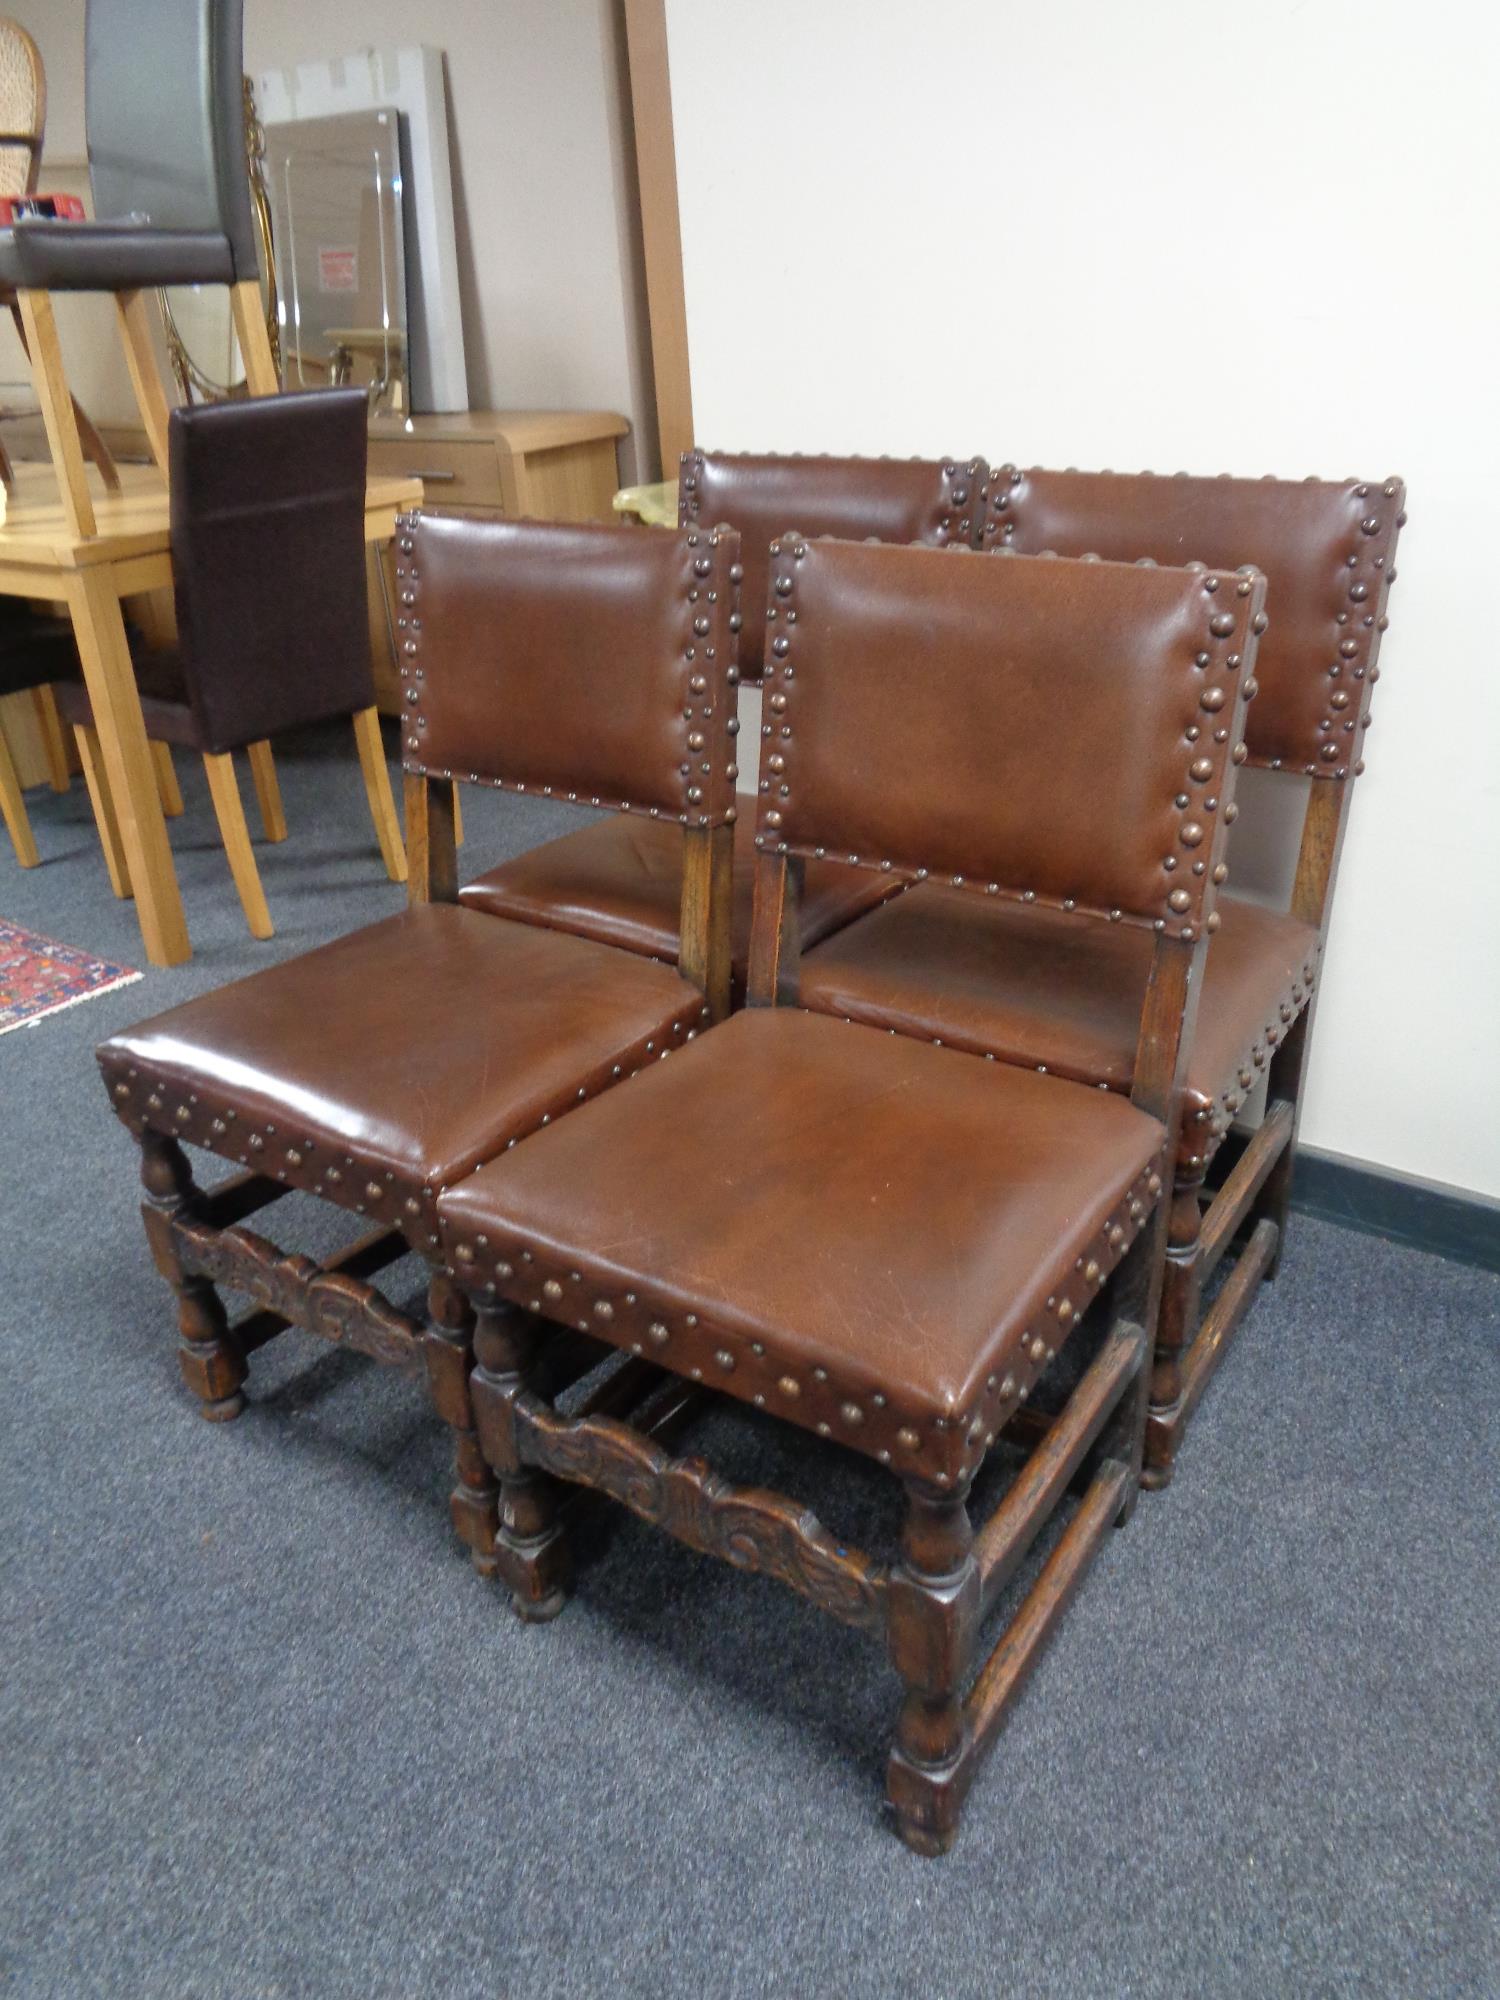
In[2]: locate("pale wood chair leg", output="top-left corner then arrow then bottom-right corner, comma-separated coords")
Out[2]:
75,723 -> 132,899
114,292 -> 172,477
66,567 -> 190,965
31,683 -> 72,791
151,741 -> 185,817
0,716 -> 40,867
246,739 -> 287,842
229,281 -> 281,397
453,782 -> 464,848
18,289 -> 96,539
203,752 -> 274,939
352,706 -> 407,883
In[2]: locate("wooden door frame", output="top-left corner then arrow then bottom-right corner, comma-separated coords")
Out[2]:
622,0 -> 693,473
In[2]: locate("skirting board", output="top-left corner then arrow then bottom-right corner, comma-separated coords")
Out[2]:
1291,1146 -> 1500,1276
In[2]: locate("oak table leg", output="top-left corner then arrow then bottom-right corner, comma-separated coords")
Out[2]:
32,683 -> 72,792
65,566 -> 190,965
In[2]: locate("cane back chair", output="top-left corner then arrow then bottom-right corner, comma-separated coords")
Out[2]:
0,15 -> 119,496
798,466 -> 1405,1486
437,535 -> 1265,1852
58,389 -> 406,934
457,451 -> 987,998
95,515 -> 739,1573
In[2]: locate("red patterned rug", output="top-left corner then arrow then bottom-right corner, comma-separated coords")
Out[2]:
0,919 -> 141,1035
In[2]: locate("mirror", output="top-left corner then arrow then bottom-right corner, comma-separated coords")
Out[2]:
264,107 -> 407,413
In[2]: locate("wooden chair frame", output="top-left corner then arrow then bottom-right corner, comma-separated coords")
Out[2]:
457,545 -> 1267,1852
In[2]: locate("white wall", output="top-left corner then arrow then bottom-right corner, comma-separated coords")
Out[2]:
15,0 -> 655,478
665,0 -> 1500,1200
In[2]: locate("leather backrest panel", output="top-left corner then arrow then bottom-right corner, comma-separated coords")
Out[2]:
680,451 -> 985,678
400,515 -> 740,829
987,467 -> 1404,776
87,0 -> 257,276
758,538 -> 1264,937
169,387 -> 373,753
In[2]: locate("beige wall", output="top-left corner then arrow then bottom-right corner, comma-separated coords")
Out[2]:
666,0 -> 1500,1201
11,0 -> 654,478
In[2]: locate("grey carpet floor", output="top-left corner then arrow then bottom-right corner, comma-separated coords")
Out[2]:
2,724 -> 1497,1999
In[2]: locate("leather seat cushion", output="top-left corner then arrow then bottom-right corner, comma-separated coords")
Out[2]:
458,810 -> 903,986
0,223 -> 235,292
99,905 -> 709,1253
54,645 -> 202,749
440,1008 -> 1166,1487
799,888 -> 1321,1168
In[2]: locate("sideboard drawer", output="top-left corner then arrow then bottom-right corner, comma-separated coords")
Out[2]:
366,437 -> 504,510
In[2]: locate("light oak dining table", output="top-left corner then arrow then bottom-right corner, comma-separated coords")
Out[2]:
0,456 -> 422,967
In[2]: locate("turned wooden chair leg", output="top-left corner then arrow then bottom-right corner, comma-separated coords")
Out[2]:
1254,1009 -> 1311,1281
0,716 -> 40,867
1143,1158 -> 1207,1490
246,740 -> 287,842
137,1128 -> 247,1421
151,740 -> 185,817
74,723 -> 132,898
32,684 -> 72,792
203,751 -> 274,939
424,1272 -> 500,1577
471,1300 -> 572,1620
885,1478 -> 980,1857
351,706 -> 408,883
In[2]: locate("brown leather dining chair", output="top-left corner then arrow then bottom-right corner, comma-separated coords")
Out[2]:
58,388 -> 406,936
95,515 -> 740,1577
796,466 -> 1406,1487
437,535 -> 1265,1854
457,450 -> 988,999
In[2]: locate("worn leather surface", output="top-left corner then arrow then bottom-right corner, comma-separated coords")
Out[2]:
163,390 -> 375,756
985,467 -> 1404,777
679,452 -> 985,679
441,1008 -> 1166,1487
399,516 -> 739,831
98,905 -> 708,1251
801,887 -> 1320,1170
459,810 -> 903,985
757,537 -> 1262,940
87,0 -> 259,280
0,223 -> 235,290
54,646 -> 201,748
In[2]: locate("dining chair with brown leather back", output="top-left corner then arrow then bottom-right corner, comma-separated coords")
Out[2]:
457,449 -> 988,1000
58,387 -> 406,935
799,465 -> 1405,1486
437,534 -> 1264,1853
95,512 -> 740,1579
0,598 -> 81,867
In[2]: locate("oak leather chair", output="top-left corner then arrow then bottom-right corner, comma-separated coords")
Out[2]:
798,466 -> 1406,1486
437,534 -> 1265,1854
57,389 -> 406,934
95,515 -> 740,1578
457,451 -> 987,998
